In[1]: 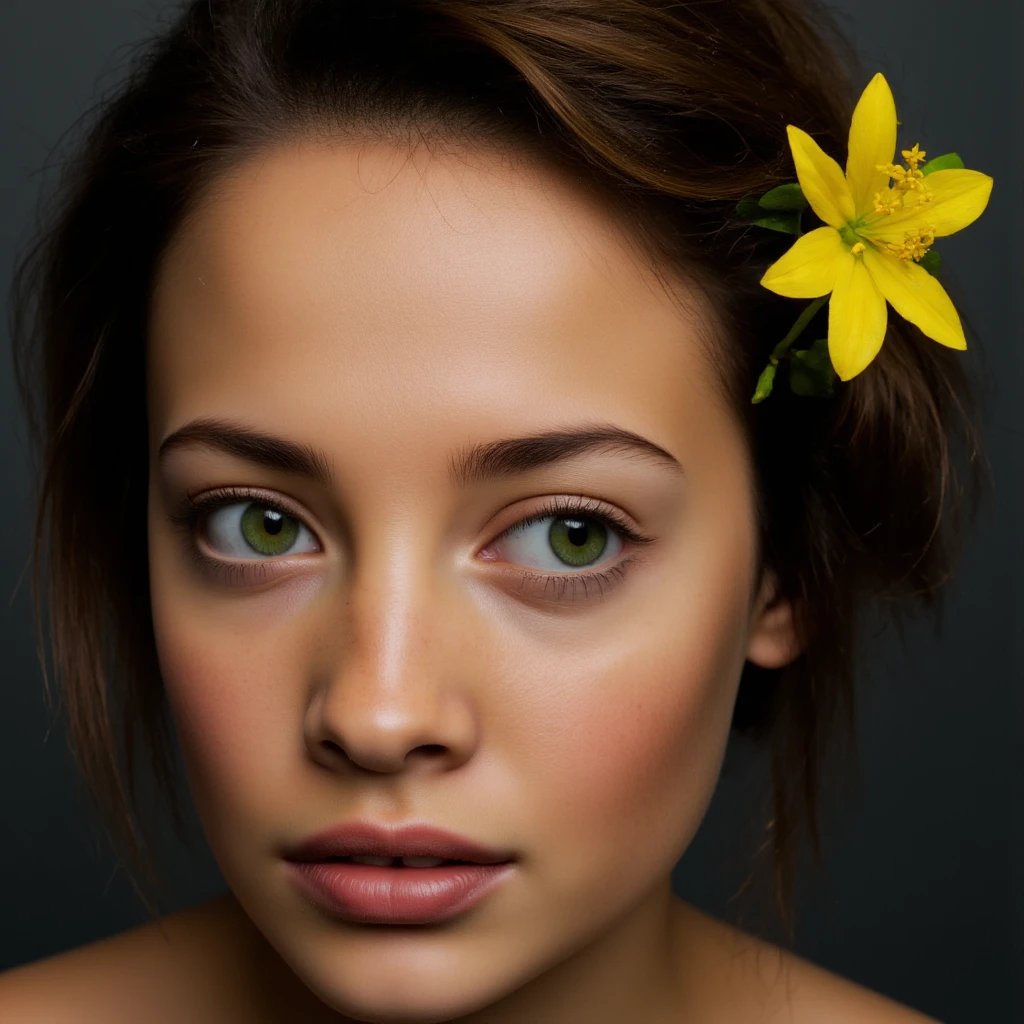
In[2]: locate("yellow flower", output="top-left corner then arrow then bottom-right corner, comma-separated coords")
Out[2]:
760,73 -> 993,380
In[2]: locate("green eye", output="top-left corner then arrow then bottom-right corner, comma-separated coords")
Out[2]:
239,503 -> 301,555
547,517 -> 608,567
199,498 -> 319,561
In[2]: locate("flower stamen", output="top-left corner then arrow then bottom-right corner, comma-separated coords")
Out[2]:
873,190 -> 903,215
877,161 -> 925,193
901,143 -> 927,169
884,225 -> 936,262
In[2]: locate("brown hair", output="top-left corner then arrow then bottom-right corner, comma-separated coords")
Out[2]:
10,0 -> 983,940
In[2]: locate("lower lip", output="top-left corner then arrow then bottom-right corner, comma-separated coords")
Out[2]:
285,860 -> 516,924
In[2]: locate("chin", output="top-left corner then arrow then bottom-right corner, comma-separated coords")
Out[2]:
285,945 -> 542,1024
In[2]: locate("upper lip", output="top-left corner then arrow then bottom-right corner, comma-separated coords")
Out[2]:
282,820 -> 517,864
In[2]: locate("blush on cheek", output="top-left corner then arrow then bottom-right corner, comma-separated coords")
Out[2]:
544,605 -> 750,876
148,565 -> 322,772
149,595 -> 310,833
154,628 -> 261,802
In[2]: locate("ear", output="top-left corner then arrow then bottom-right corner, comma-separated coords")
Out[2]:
746,568 -> 806,669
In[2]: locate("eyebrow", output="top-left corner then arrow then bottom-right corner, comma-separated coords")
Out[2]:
159,418 -> 336,486
449,423 -> 683,486
158,417 -> 683,487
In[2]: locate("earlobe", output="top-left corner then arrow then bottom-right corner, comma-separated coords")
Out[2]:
746,570 -> 806,669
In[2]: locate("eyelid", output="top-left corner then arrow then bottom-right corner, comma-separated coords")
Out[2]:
170,486 -> 321,538
493,494 -> 652,548
167,486 -> 324,577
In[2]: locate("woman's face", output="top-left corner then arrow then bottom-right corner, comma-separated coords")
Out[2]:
147,138 -> 797,1022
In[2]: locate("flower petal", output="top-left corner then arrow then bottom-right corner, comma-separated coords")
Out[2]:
760,226 -> 849,298
863,169 -> 994,241
828,253 -> 888,380
847,73 -> 898,218
786,125 -> 857,230
862,245 -> 966,349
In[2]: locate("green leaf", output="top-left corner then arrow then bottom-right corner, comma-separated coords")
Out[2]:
736,188 -> 805,234
921,152 -> 964,175
758,183 -> 808,211
788,338 -> 836,397
919,249 -> 942,277
745,210 -> 804,234
752,362 -> 777,403
757,211 -> 803,234
736,196 -> 764,219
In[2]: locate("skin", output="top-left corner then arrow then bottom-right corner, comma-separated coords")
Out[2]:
0,138 -> 936,1024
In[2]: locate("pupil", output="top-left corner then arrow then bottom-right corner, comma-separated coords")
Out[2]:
263,509 -> 283,535
565,518 -> 588,547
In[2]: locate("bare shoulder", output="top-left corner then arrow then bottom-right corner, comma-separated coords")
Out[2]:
672,900 -> 942,1024
0,893 -> 259,1024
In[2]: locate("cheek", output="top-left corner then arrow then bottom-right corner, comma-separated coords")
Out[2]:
519,573 -> 752,885
148,559 -> 320,833
151,610 -> 264,825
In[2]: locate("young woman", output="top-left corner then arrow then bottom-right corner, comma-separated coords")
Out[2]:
1,1 -> 991,1020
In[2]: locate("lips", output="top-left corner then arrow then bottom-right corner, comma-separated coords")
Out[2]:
282,819 -> 517,866
282,820 -> 518,923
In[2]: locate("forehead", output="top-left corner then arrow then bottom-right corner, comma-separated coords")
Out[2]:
148,139 -> 735,467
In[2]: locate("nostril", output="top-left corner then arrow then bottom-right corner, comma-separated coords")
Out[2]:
318,740 -> 370,769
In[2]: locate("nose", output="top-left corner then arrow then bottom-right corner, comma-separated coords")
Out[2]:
304,548 -> 480,776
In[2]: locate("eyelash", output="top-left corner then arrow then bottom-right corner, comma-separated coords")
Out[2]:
168,487 -> 655,603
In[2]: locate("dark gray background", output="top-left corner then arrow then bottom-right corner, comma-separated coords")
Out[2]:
1,1 -> 1020,1021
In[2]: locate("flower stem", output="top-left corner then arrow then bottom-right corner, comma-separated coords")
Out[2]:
769,295 -> 828,364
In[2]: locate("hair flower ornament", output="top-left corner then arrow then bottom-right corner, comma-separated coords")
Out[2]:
741,72 -> 994,402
